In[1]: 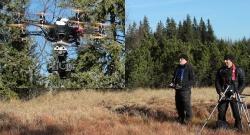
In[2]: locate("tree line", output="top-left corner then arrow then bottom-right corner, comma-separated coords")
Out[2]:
126,15 -> 250,88
0,0 -> 125,100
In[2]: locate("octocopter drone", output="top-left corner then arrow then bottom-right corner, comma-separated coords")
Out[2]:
8,8 -> 111,79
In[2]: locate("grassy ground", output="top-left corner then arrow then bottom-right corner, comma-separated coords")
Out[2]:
0,87 -> 250,135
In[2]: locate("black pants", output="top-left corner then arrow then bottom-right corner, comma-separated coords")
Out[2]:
175,90 -> 192,122
218,100 -> 242,128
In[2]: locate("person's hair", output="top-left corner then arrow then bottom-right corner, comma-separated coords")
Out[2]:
224,54 -> 235,62
179,54 -> 188,61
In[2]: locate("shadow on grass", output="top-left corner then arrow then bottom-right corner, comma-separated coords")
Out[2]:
0,113 -> 70,135
106,103 -> 177,123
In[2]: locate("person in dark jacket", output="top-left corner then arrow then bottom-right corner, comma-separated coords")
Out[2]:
215,54 -> 246,131
170,54 -> 195,124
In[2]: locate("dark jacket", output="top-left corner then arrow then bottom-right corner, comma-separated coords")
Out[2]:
172,63 -> 195,90
215,65 -> 246,94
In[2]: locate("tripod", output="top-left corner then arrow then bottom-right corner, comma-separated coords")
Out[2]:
235,92 -> 250,130
199,86 -> 250,134
199,85 -> 230,133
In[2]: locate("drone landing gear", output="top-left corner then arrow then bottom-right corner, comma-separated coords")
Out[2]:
47,45 -> 74,79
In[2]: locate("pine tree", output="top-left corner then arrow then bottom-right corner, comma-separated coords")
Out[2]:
208,43 -> 223,85
138,16 -> 151,39
126,22 -> 138,51
192,17 -> 200,41
181,15 -> 193,42
0,0 -> 43,99
154,21 -> 164,40
199,17 -> 207,44
177,21 -> 183,40
166,18 -> 177,39
206,19 -> 215,43
126,40 -> 154,88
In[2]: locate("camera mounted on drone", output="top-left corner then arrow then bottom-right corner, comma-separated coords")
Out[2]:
47,41 -> 74,79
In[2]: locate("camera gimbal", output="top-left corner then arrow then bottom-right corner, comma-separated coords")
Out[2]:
47,42 -> 74,79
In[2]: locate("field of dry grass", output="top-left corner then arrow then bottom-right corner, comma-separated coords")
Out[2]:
0,87 -> 250,135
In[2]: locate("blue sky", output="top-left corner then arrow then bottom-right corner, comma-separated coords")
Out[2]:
126,0 -> 250,41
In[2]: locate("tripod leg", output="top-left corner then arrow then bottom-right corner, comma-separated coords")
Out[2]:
236,93 -> 250,130
199,102 -> 220,134
242,102 -> 250,128
235,93 -> 244,130
199,86 -> 230,134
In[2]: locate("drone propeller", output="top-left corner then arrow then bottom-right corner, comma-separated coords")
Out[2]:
68,21 -> 110,29
68,20 -> 86,24
8,23 -> 27,34
90,36 -> 105,39
35,12 -> 51,16
34,11 -> 52,24
7,23 -> 27,40
52,40 -> 71,46
90,34 -> 107,39
13,12 -> 25,17
72,8 -> 86,14
8,23 -> 26,28
92,22 -> 110,27
71,8 -> 88,28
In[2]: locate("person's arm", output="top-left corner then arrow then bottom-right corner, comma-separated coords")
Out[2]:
169,67 -> 177,88
237,68 -> 246,94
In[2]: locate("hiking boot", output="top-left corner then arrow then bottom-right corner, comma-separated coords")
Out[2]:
234,121 -> 243,132
182,119 -> 188,125
216,120 -> 229,129
176,117 -> 183,123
